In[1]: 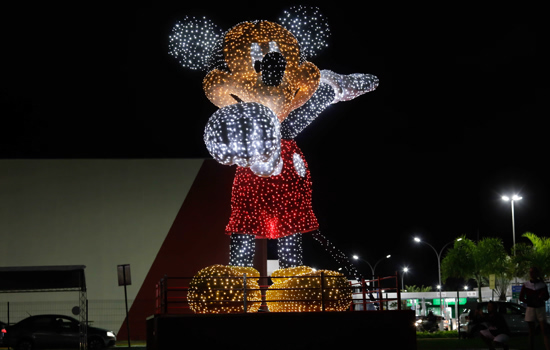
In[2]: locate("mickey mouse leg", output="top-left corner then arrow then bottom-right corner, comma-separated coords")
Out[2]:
277,233 -> 303,268
229,233 -> 256,267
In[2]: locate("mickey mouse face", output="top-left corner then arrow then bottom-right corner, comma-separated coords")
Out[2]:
203,21 -> 320,123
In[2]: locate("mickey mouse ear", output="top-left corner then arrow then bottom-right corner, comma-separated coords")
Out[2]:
168,16 -> 224,71
279,6 -> 330,60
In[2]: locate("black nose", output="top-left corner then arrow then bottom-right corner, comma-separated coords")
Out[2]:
261,52 -> 286,86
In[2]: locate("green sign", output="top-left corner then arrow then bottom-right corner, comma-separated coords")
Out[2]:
432,298 -> 467,306
406,298 -> 467,306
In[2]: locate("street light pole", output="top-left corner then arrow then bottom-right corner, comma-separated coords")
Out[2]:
502,195 -> 522,256
353,254 -> 391,311
414,238 -> 461,320
352,254 -> 391,286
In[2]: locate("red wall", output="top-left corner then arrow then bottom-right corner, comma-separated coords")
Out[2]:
117,159 -> 235,340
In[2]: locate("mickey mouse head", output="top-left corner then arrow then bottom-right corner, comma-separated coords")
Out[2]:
203,20 -> 321,122
169,6 -> 330,123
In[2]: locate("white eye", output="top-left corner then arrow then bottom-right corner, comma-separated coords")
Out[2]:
251,43 -> 263,64
251,43 -> 262,73
268,41 -> 281,53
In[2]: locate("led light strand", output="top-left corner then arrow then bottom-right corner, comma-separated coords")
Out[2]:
266,266 -> 352,312
204,102 -> 282,177
321,70 -> 379,104
188,265 -> 261,313
260,51 -> 287,86
312,230 -> 361,281
168,16 -> 223,71
202,20 -> 320,121
229,233 -> 256,267
278,6 -> 330,61
281,83 -> 335,138
277,233 -> 303,268
225,139 -> 318,239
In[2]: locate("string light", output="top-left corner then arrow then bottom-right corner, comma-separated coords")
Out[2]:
188,265 -> 262,314
277,233 -> 303,268
202,20 -> 321,122
278,6 -> 330,61
204,102 -> 282,177
280,83 -> 334,138
321,70 -> 379,104
312,231 -> 362,281
168,16 -> 223,71
266,266 -> 352,312
229,234 -> 256,267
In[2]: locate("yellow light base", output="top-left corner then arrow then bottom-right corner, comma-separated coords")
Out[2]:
188,265 -> 262,314
266,266 -> 352,312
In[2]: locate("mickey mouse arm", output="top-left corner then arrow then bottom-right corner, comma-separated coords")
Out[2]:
281,83 -> 335,139
204,102 -> 282,177
281,71 -> 379,138
320,70 -> 379,104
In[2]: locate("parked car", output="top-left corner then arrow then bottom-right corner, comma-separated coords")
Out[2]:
1,320 -> 7,345
4,314 -> 116,350
459,301 -> 550,338
415,314 -> 448,332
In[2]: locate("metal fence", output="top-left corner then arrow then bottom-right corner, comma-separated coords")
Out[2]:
155,272 -> 402,314
0,273 -> 403,338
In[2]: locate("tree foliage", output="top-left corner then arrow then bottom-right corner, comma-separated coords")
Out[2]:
441,236 -> 508,301
492,256 -> 516,301
513,242 -> 535,278
514,232 -> 550,279
440,233 -> 550,302
403,285 -> 433,292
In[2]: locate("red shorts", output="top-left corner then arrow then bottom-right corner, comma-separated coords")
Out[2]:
225,139 -> 319,239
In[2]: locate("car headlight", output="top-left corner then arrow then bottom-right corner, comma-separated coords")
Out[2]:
106,331 -> 115,338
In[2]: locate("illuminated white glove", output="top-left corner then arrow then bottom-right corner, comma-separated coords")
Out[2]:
320,70 -> 379,104
204,102 -> 282,177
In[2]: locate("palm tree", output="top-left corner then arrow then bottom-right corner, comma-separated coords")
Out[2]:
514,232 -> 550,279
493,256 -> 516,301
442,236 -> 508,301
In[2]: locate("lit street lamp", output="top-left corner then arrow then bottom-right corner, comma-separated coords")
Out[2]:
401,267 -> 409,290
502,195 -> 522,255
352,254 -> 391,286
414,237 -> 462,319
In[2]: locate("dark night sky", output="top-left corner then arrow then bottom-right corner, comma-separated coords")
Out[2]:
1,2 -> 548,288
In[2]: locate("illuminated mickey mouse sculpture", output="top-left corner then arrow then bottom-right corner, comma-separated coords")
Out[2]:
169,6 -> 378,270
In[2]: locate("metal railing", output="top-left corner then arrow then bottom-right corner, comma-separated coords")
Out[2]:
155,272 -> 402,314
349,275 -> 402,311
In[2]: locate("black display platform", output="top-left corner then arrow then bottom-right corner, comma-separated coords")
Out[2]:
146,311 -> 417,349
